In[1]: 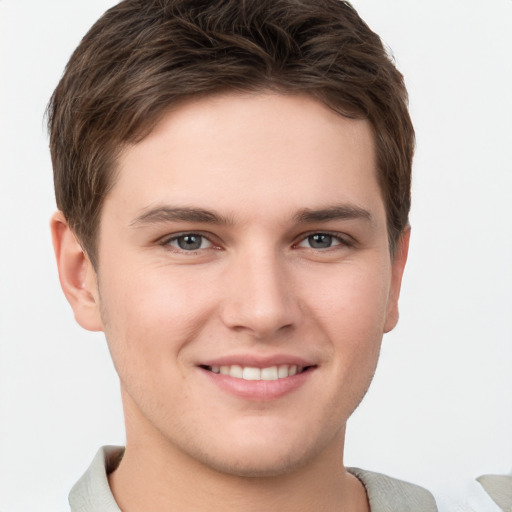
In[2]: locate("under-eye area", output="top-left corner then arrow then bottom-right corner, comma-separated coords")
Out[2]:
200,364 -> 316,381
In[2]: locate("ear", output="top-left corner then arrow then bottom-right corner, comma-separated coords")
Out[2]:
384,227 -> 411,333
50,211 -> 103,332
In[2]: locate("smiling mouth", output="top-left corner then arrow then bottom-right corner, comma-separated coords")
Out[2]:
201,364 -> 314,381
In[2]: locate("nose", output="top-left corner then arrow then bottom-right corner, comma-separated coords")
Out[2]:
219,249 -> 301,339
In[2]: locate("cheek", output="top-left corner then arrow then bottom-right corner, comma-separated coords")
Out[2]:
305,262 -> 390,390
306,260 -> 391,338
97,267 -> 216,379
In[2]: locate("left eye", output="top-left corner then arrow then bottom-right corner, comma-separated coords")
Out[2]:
167,234 -> 213,251
297,233 -> 343,249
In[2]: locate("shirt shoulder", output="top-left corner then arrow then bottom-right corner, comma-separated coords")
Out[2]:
477,474 -> 512,512
69,446 -> 124,512
348,467 -> 438,512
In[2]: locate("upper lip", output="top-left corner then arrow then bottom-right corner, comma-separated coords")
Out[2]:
199,354 -> 316,368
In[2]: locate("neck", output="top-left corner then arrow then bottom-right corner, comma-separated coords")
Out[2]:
109,395 -> 369,512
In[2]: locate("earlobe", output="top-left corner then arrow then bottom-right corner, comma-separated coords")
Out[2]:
50,211 -> 103,332
384,227 -> 411,333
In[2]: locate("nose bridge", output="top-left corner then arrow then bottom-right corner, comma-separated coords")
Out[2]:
220,244 -> 298,337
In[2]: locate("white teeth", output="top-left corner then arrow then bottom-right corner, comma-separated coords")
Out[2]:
278,365 -> 289,378
242,367 -> 261,380
208,364 -> 305,381
229,365 -> 243,378
261,366 -> 278,381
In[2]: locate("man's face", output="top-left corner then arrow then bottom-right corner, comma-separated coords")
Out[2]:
87,93 -> 407,476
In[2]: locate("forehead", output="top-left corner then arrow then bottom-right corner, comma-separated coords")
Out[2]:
107,92 -> 384,226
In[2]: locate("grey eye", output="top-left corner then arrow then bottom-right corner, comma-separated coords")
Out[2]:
297,233 -> 344,250
307,233 -> 334,249
172,234 -> 209,251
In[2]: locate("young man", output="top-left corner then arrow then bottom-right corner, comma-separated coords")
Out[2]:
48,0 -> 437,510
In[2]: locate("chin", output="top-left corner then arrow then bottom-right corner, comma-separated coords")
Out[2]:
185,429 -> 328,478
196,448 -> 312,478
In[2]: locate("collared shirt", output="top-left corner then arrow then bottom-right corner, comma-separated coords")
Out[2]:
477,474 -> 512,512
69,446 -> 438,512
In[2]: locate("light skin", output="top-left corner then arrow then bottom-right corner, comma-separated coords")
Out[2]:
52,92 -> 409,512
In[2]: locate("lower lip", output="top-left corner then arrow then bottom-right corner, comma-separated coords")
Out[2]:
199,367 -> 315,401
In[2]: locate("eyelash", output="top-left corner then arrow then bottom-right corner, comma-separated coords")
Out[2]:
160,232 -> 216,253
295,231 -> 352,250
160,231 -> 352,254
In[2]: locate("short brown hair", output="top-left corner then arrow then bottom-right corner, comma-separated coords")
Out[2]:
47,0 -> 414,267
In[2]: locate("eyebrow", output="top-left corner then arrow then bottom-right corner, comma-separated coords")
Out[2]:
130,204 -> 373,228
293,205 -> 373,224
130,207 -> 234,227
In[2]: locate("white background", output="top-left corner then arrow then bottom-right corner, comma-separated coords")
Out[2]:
0,1 -> 511,511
